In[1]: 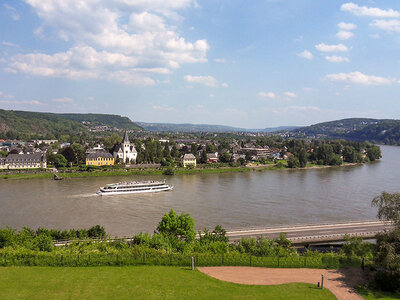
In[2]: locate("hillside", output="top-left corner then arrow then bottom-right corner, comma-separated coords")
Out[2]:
289,118 -> 400,145
0,109 -> 141,139
137,122 -> 300,133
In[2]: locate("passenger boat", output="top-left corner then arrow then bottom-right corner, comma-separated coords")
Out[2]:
96,180 -> 173,196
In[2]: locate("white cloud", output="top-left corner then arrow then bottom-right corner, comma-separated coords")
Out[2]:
0,100 -> 41,105
87,96 -> 95,101
214,58 -> 227,63
209,94 -> 216,98
341,3 -> 400,18
258,91 -> 276,99
338,22 -> 357,31
4,4 -> 20,21
325,56 -> 350,63
336,31 -> 354,40
221,82 -> 229,88
289,106 -> 321,112
7,0 -> 208,85
52,97 -> 74,103
315,43 -> 349,52
152,105 -> 175,112
1,41 -> 19,47
0,91 -> 14,99
284,91 -> 297,98
184,75 -> 218,87
325,71 -> 395,85
302,87 -> 313,91
370,19 -> 400,33
296,50 -> 313,60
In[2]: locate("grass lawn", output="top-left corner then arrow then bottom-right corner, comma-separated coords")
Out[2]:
0,266 -> 336,299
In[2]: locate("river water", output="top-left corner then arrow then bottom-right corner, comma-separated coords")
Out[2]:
0,146 -> 399,236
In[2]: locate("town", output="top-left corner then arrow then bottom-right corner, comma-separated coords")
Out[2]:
0,127 -> 381,176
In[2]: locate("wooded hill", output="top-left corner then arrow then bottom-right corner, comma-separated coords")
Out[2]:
290,118 -> 400,145
0,109 -> 141,140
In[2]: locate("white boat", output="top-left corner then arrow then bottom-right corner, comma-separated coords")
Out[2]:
96,180 -> 173,196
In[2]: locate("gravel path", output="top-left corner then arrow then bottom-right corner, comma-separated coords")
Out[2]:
198,267 -> 365,300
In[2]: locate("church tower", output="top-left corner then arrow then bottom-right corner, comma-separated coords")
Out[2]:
123,131 -> 130,163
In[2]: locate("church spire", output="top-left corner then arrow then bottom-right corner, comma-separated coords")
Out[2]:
123,131 -> 130,143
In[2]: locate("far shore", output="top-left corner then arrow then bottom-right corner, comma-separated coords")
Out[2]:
0,161 -> 366,180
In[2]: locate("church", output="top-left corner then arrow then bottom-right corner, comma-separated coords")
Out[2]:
112,131 -> 137,163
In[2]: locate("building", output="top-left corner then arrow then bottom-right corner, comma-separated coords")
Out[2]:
113,131 -> 137,163
86,152 -> 115,166
207,153 -> 219,163
0,153 -> 47,169
183,153 -> 196,168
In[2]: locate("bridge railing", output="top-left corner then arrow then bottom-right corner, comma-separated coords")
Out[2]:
0,252 -> 366,269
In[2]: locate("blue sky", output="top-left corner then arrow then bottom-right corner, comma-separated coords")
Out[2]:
1,0 -> 400,128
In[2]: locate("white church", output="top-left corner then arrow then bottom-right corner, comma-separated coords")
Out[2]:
113,131 -> 137,163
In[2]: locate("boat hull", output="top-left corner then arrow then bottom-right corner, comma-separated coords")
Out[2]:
97,186 -> 173,196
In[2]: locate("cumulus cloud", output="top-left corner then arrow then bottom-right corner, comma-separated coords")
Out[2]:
338,22 -> 357,31
284,91 -> 297,98
371,19 -> 400,33
296,50 -> 314,60
341,3 -> 400,18
315,43 -> 349,52
184,75 -> 218,87
6,0 -> 208,85
336,31 -> 354,40
325,71 -> 395,85
325,56 -> 350,63
258,91 -> 276,99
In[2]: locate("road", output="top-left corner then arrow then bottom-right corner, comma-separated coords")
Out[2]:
225,220 -> 394,244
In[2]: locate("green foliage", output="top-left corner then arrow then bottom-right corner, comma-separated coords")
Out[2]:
373,229 -> 400,272
163,167 -> 175,175
287,156 -> 300,168
342,235 -> 373,258
367,145 -> 382,162
373,271 -> 400,293
372,192 -> 400,226
156,210 -> 196,242
53,154 -> 67,168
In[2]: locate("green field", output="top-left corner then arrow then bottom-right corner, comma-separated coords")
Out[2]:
0,266 -> 336,299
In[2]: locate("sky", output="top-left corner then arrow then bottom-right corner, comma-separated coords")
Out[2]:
0,0 -> 400,128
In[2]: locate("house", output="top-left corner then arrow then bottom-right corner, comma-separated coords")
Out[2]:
0,153 -> 47,169
183,154 -> 196,167
207,153 -> 219,163
86,152 -> 115,166
112,131 -> 137,164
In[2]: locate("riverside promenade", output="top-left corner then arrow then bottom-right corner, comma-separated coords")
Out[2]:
225,220 -> 393,245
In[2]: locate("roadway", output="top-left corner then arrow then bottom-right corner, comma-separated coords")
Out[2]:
225,220 -> 394,244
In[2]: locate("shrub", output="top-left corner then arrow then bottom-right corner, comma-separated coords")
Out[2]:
374,271 -> 400,292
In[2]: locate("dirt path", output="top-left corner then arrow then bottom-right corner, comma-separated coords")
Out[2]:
198,267 -> 366,300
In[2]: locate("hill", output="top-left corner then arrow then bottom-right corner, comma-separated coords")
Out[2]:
289,118 -> 400,145
137,122 -> 300,133
0,109 -> 141,140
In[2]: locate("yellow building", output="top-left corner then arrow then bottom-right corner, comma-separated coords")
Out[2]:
183,153 -> 197,168
86,152 -> 115,166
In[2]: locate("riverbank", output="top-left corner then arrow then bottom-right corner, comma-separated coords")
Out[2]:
0,161 -> 363,180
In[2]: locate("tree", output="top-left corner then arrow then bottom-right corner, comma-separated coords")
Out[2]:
156,209 -> 196,242
367,145 -> 382,162
287,156 -> 300,168
372,192 -> 400,275
200,150 -> 208,164
372,192 -> 400,226
219,152 -> 231,163
71,143 -> 85,165
54,154 -> 67,168
298,149 -> 307,168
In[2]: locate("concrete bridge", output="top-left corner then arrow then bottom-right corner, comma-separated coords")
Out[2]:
225,220 -> 394,245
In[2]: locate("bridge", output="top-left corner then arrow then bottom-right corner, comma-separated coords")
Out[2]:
225,220 -> 394,245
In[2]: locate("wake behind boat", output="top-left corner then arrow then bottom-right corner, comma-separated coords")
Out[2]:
96,180 -> 173,196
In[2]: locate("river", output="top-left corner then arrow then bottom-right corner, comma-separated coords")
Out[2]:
0,145 -> 399,236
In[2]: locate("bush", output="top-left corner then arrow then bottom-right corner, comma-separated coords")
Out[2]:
374,271 -> 400,292
163,167 -> 174,175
